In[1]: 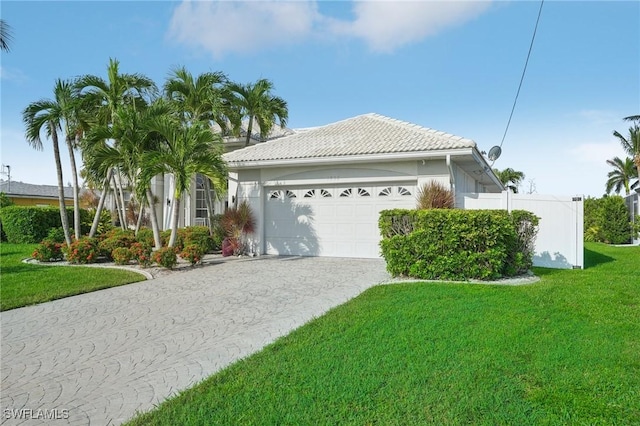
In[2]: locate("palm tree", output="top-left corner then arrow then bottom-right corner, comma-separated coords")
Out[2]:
76,58 -> 157,233
493,168 -> 525,193
613,116 -> 640,181
141,118 -> 227,247
164,67 -> 234,230
1,19 -> 13,52
606,156 -> 638,195
226,78 -> 288,146
22,80 -> 74,246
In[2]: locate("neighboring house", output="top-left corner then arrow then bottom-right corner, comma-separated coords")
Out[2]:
0,180 -> 74,207
223,113 -> 503,258
626,190 -> 639,244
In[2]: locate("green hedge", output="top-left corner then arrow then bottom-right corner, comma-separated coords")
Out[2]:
379,209 -> 539,281
0,206 -> 103,243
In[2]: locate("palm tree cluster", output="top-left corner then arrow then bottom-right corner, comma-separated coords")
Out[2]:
493,168 -> 525,193
22,58 -> 288,248
607,115 -> 640,195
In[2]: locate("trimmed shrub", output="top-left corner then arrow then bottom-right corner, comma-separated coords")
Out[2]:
599,196 -> 632,244
180,244 -> 204,266
161,229 -> 184,252
0,206 -> 64,243
181,226 -> 215,253
416,181 -> 454,209
152,247 -> 178,269
32,239 -> 64,262
130,242 -> 153,267
379,209 -> 539,281
64,237 -> 100,264
112,247 -> 133,265
135,227 -> 155,248
46,227 -> 66,244
99,229 -> 136,260
210,214 -> 225,250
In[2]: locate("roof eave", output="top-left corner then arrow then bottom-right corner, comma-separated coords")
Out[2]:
226,148 -> 477,170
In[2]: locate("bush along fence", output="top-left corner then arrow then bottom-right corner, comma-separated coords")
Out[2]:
379,209 -> 539,281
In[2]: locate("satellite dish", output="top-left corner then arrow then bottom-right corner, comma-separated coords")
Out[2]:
488,146 -> 502,161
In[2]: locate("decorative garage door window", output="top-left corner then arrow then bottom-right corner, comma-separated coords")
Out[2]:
268,186 -> 414,200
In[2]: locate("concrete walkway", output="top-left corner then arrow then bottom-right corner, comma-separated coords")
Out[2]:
1,256 -> 390,426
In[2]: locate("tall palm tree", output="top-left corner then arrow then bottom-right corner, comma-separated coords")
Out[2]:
613,116 -> 640,181
22,80 -> 74,246
164,67 -> 234,229
493,167 -> 525,193
141,118 -> 227,247
1,19 -> 13,52
606,156 -> 638,195
76,58 -> 157,233
227,78 -> 288,146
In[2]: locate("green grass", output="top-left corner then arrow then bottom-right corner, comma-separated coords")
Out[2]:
0,243 -> 146,311
128,242 -> 640,425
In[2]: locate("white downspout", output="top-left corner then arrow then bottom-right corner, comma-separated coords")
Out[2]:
446,154 -> 456,201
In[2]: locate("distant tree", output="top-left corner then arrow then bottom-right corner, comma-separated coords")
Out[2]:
493,168 -> 525,193
613,115 -> 640,183
599,195 -> 632,244
1,20 -> 13,52
0,192 -> 14,208
227,78 -> 288,146
605,156 -> 638,195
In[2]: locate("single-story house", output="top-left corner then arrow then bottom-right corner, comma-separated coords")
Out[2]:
223,113 -> 503,258
0,180 -> 74,207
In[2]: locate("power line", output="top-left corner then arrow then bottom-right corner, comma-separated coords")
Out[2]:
498,0 -> 545,150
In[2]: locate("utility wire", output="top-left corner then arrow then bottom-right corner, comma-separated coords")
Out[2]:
497,0 -> 545,151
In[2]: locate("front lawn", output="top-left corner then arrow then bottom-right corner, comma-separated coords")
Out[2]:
0,243 -> 146,311
128,242 -> 640,425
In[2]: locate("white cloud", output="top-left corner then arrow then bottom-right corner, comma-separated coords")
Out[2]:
168,1 -> 321,58
168,0 -> 493,57
329,1 -> 492,53
569,141 -> 627,165
0,66 -> 28,82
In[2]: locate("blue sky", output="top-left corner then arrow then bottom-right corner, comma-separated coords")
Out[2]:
1,1 -> 638,198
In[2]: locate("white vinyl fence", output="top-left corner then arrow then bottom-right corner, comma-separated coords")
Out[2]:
457,191 -> 584,269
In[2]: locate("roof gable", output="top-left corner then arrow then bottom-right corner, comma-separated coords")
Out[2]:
0,180 -> 74,199
223,113 -> 476,164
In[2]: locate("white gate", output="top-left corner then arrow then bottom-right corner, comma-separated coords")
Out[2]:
457,191 -> 584,269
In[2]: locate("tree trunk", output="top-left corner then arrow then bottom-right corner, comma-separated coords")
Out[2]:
203,177 -> 215,234
134,199 -> 144,235
66,135 -> 81,239
168,195 -> 181,248
244,115 -> 253,147
111,173 -> 125,228
89,169 -> 113,238
146,188 -> 162,250
50,123 -> 72,247
116,172 -> 127,230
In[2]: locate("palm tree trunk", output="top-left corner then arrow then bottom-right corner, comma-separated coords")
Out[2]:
89,169 -> 113,238
146,188 -> 162,250
116,172 -> 127,230
244,115 -> 253,147
203,177 -> 215,233
66,135 -> 81,239
168,195 -> 181,247
50,123 -> 72,247
135,199 -> 145,235
111,173 -> 125,228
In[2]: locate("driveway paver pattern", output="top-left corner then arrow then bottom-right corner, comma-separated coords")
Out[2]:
1,256 -> 390,425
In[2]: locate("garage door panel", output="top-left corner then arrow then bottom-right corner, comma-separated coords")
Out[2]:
265,183 -> 416,258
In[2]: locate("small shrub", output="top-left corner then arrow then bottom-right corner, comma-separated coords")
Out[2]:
152,247 -> 178,269
180,244 -> 204,266
135,227 -> 155,248
32,239 -> 64,262
46,227 -> 66,243
161,229 -> 184,251
416,181 -> 454,210
210,214 -> 225,250
222,201 -> 256,255
182,226 -> 215,253
112,247 -> 133,265
99,230 -> 136,260
64,237 -> 100,264
130,242 -> 153,267
222,237 -> 240,257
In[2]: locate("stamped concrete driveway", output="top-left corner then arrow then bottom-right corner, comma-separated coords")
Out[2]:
1,256 -> 390,426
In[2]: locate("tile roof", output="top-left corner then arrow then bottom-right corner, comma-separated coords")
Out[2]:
0,180 -> 74,199
212,118 -> 295,142
224,113 -> 476,164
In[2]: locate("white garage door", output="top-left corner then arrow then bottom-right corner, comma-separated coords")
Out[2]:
264,183 -> 416,258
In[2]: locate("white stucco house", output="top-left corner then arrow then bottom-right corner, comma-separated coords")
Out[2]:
222,113 -> 503,258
